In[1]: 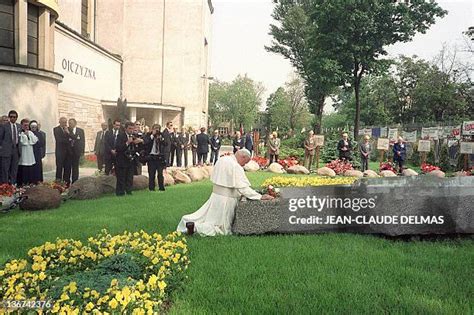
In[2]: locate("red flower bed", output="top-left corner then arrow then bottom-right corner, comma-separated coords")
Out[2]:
380,162 -> 396,173
278,157 -> 299,169
325,159 -> 353,175
421,163 -> 440,174
252,156 -> 268,168
85,154 -> 97,162
0,183 -> 16,197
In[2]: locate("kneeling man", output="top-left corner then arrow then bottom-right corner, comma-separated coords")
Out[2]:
177,149 -> 274,236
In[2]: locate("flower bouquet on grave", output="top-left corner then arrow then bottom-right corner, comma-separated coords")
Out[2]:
260,184 -> 281,198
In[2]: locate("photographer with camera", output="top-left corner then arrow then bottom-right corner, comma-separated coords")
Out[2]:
115,121 -> 144,196
144,124 -> 166,191
133,121 -> 145,175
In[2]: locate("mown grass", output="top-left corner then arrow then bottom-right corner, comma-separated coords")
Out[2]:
0,172 -> 472,314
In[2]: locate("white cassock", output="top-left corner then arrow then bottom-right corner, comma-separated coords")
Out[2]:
177,155 -> 261,236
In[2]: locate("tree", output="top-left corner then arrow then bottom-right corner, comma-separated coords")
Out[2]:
266,0 -> 340,133
333,53 -> 470,126
266,87 -> 290,132
266,76 -> 311,133
308,0 -> 447,138
208,81 -> 230,128
208,75 -> 264,133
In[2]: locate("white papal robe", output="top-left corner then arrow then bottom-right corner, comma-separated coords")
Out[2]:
177,155 -> 261,236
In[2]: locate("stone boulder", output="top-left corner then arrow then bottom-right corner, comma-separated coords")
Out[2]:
173,170 -> 192,184
68,177 -> 102,200
287,165 -> 310,175
363,170 -> 379,178
344,170 -> 364,178
317,167 -> 336,177
380,170 -> 397,177
187,167 -> 205,181
96,175 -> 116,194
454,171 -> 469,177
201,166 -> 211,178
428,170 -> 445,178
402,169 -> 418,177
132,175 -> 149,191
268,163 -> 285,174
164,171 -> 175,186
20,186 -> 61,211
244,160 -> 260,172
203,165 -> 213,177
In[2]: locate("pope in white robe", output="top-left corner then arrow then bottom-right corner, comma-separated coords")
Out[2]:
177,149 -> 273,236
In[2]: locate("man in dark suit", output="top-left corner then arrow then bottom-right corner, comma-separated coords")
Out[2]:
175,127 -> 185,167
53,117 -> 73,184
115,121 -> 143,196
161,121 -> 173,167
169,127 -> 178,167
68,118 -> 85,183
245,131 -> 254,156
0,110 -> 21,184
209,130 -> 221,165
190,129 -> 198,166
94,122 -> 108,172
196,127 -> 209,165
104,119 -> 121,175
38,122 -> 46,159
181,127 -> 191,168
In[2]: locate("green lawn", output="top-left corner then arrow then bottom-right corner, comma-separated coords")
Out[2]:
0,172 -> 472,314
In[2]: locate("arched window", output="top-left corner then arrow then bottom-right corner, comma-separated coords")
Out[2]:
0,0 -> 14,65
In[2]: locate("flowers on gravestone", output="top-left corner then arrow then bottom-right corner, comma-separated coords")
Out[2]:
421,163 -> 440,174
260,185 -> 281,198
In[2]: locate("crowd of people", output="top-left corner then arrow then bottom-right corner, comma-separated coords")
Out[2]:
335,132 -> 407,174
0,110 -> 46,186
92,121 -> 238,196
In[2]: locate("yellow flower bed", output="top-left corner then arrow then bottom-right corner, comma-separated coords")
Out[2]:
262,176 -> 357,188
0,230 -> 189,314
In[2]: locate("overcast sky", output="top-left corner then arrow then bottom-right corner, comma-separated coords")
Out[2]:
210,0 -> 474,108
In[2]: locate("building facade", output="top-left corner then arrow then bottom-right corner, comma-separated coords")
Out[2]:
0,0 -> 213,169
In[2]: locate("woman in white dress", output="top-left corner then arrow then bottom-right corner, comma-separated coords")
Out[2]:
17,118 -> 38,186
177,149 -> 274,236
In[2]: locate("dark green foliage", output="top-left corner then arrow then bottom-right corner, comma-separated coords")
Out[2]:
439,144 -> 452,172
45,254 -> 142,300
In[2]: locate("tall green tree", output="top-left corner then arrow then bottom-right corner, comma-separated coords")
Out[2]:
266,77 -> 311,132
208,75 -> 264,132
310,0 -> 447,138
266,0 -> 340,133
